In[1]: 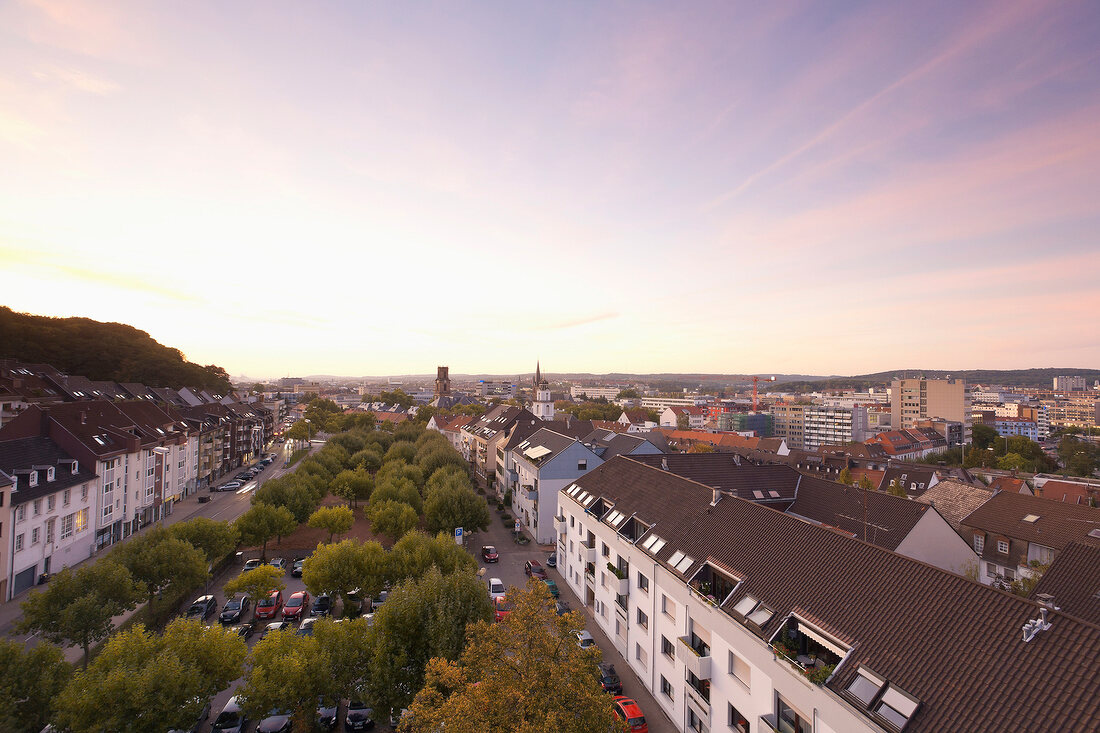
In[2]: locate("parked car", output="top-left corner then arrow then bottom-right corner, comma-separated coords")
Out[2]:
167,697 -> 210,733
260,621 -> 292,640
185,595 -> 217,620
542,578 -> 559,598
481,545 -> 499,563
228,622 -> 255,640
257,710 -> 292,733
311,594 -> 333,617
211,696 -> 247,733
291,558 -> 305,577
219,481 -> 242,492
554,600 -> 571,616
487,578 -> 506,601
243,558 -> 263,572
524,560 -> 547,579
597,662 -> 623,694
344,700 -> 374,731
576,630 -> 596,650
612,696 -> 648,733
283,591 -> 310,621
268,557 -> 287,573
220,595 -> 250,624
546,552 -> 557,568
317,698 -> 339,730
371,590 -> 388,611
297,617 -> 319,636
256,590 -> 284,620
494,596 -> 512,622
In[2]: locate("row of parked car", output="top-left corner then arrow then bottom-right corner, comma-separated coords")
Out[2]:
211,694 -> 375,732
213,454 -> 276,492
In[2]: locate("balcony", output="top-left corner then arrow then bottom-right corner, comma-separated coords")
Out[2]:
607,563 -> 630,595
685,675 -> 711,721
584,567 -> 595,587
771,628 -> 841,686
555,515 -> 567,533
582,542 -> 597,563
676,635 -> 712,679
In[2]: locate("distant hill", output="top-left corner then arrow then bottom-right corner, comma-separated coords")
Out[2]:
765,368 -> 1100,393
0,307 -> 231,393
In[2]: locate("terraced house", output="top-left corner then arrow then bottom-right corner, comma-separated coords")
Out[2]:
556,456 -> 1099,733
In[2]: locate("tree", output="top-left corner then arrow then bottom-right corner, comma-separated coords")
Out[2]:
332,468 -> 374,507
838,467 -> 853,485
302,539 -> 389,608
1058,436 -> 1099,478
417,446 -> 469,479
369,500 -> 419,541
222,565 -> 286,612
424,483 -> 490,535
373,476 -> 424,514
857,475 -> 875,490
1010,561 -> 1050,597
253,476 -> 320,523
997,452 -> 1029,471
385,441 -> 418,464
616,388 -> 640,399
389,531 -> 478,585
285,419 -> 311,445
886,479 -> 907,497
365,568 -> 492,719
113,529 -> 207,612
19,560 -> 141,667
972,423 -> 1000,452
677,413 -> 690,430
687,442 -> 715,454
349,448 -> 383,473
0,639 -> 71,732
52,619 -> 246,733
235,503 -> 298,561
309,505 -> 356,543
169,516 -> 240,564
399,580 -> 617,733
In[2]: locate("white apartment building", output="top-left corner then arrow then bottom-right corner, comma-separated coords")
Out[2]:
510,428 -> 602,544
641,396 -> 711,411
571,385 -> 623,400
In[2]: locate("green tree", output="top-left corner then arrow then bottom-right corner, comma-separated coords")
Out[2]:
0,639 -> 71,732
997,452 -> 1029,471
113,529 -> 207,613
52,619 -> 246,733
377,459 -> 425,490
302,538 -> 389,608
169,516 -> 240,564
399,580 -> 617,733
886,479 -> 907,497
1010,561 -> 1050,597
417,446 -> 469,480
424,482 -> 490,535
286,419 -> 311,445
332,468 -> 374,507
857,475 -> 875,490
18,560 -> 141,667
308,505 -> 356,543
365,568 -> 493,719
616,388 -> 640,399
222,565 -> 286,613
1058,436 -> 1099,477
235,503 -> 298,561
373,476 -> 424,514
838,467 -> 853,485
253,476 -> 320,523
368,500 -> 419,541
385,441 -> 418,464
389,531 -> 478,584
349,448 -> 384,473
677,412 -> 690,430
972,423 -> 999,452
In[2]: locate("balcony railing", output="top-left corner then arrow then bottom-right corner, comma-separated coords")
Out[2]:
555,515 -> 567,533
582,543 -> 597,563
676,636 -> 712,679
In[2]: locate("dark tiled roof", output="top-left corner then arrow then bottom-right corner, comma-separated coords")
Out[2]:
514,428 -> 579,464
567,457 -> 1100,733
788,475 -> 930,550
1036,479 -> 1100,505
961,490 -> 1100,552
630,453 -> 799,503
1030,543 -> 1100,625
0,436 -> 98,504
881,467 -> 937,496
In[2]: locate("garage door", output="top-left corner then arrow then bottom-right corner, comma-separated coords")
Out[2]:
13,566 -> 37,596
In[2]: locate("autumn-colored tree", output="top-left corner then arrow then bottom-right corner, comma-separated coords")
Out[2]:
308,505 -> 355,543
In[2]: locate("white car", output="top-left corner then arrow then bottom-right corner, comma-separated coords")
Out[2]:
219,481 -> 242,492
487,577 -> 506,601
576,630 -> 596,650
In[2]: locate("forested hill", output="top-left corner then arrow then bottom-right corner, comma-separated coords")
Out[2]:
0,307 -> 231,393
768,368 -> 1100,393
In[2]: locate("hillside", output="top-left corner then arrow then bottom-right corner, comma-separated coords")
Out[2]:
0,307 -> 231,393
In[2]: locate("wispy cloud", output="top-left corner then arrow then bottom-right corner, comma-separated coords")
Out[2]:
34,66 -> 120,95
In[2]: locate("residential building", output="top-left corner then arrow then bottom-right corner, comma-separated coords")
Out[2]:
770,403 -> 805,450
1030,542 -> 1100,625
912,479 -> 992,537
1053,375 -> 1087,392
1032,478 -> 1100,506
912,417 -> 964,447
640,395 -> 711,411
801,405 -> 877,450
571,385 -> 623,400
556,457 -> 1100,733
879,467 -> 939,496
890,378 -> 971,441
460,405 -> 533,489
0,470 -> 11,599
1041,396 -> 1099,430
960,490 -> 1100,587
993,416 -> 1039,441
511,428 -> 603,544
715,412 -> 773,436
660,406 -> 707,430
865,427 -> 949,460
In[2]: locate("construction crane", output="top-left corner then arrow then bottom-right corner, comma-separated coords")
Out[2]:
751,375 -> 776,412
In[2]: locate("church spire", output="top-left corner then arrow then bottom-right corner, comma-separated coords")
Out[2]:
535,361 -> 541,387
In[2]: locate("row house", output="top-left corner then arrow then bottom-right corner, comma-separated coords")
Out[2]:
959,489 -> 1100,587
0,438 -> 98,599
555,457 -> 1100,733
426,414 -> 474,455
864,427 -> 948,460
496,415 -> 597,495
459,405 -> 532,489
510,429 -> 604,544
661,406 -> 708,430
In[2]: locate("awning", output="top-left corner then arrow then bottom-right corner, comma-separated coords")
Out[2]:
796,620 -> 849,657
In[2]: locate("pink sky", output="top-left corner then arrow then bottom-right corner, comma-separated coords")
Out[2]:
1,0 -> 1098,378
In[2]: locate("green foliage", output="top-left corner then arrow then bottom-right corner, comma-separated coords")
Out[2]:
886,479 -> 907,497
18,560 -> 141,667
558,401 -> 624,421
222,565 -> 286,608
0,306 -> 231,392
971,423 -> 999,450
377,459 -> 425,489
857,475 -> 875,490
373,476 -> 423,514
253,475 -> 321,522
389,532 -> 478,585
112,528 -> 208,610
368,501 -> 419,541
417,445 -> 470,480
308,505 -> 355,543
379,389 -> 417,409
332,467 -> 374,506
424,481 -> 490,535
0,639 -> 70,733
365,568 -> 493,718
235,503 -> 298,560
302,538 -> 390,603
838,467 -> 853,486
1058,436 -> 1099,478
349,447 -> 384,473
385,441 -> 418,464
169,516 -> 239,564
53,620 -> 246,733
616,388 -> 640,399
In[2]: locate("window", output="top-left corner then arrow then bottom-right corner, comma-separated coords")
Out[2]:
729,651 -> 751,687
75,509 -> 88,534
777,696 -> 812,733
31,527 -> 40,544
103,481 -> 113,494
16,505 -> 25,522
47,495 -> 56,511
729,704 -> 750,733
15,533 -> 23,552
570,515 -> 575,527
1033,545 -> 1055,565
33,499 -> 41,515
638,573 -> 649,593
986,562 -> 996,577
60,513 -> 75,540
876,685 -> 919,729
602,543 -> 610,557
661,636 -> 674,658
973,535 -> 984,553
63,489 -> 71,506
103,504 -> 113,519
846,668 -> 883,706
635,643 -> 648,668
662,594 -> 676,621
660,676 -> 673,699
1004,567 -> 1016,580
997,540 -> 1009,554
578,460 -> 587,470
637,609 -> 648,629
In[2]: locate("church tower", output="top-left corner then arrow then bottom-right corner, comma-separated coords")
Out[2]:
532,361 -> 554,419
434,366 -> 451,397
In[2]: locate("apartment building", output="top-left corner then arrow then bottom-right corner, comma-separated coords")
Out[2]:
1041,397 -> 1099,430
661,406 -> 707,430
510,428 -> 603,544
770,403 -> 805,451
715,413 -> 774,436
890,378 -> 971,441
571,385 -> 622,400
1053,375 -> 1087,392
993,416 -> 1039,441
641,396 -> 711,411
555,457 -> 1100,733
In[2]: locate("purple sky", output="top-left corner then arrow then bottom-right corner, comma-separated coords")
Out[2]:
2,0 -> 1098,378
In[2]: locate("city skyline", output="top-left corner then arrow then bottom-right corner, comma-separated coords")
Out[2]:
2,0 -> 1098,377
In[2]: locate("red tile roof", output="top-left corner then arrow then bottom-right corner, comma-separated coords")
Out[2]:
1036,479 -> 1100,506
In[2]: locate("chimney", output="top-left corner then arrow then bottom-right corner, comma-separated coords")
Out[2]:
80,410 -> 87,424
711,487 -> 721,506
661,457 -> 669,471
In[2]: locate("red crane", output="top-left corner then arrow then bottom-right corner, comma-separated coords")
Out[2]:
751,375 -> 776,412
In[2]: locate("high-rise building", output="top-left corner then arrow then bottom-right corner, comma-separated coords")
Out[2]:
770,403 -> 806,450
1053,375 -> 1087,392
890,378 -> 971,442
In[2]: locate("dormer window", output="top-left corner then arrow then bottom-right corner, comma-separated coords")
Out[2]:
46,467 -> 54,482
973,535 -> 984,553
997,540 -> 1009,554
876,685 -> 920,729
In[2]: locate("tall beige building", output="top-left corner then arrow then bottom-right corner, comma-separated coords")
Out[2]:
891,378 -> 971,442
771,403 -> 806,450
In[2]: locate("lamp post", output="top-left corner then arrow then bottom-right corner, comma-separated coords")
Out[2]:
304,418 -> 312,450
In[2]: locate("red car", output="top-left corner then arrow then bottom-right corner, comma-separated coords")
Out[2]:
613,697 -> 648,733
282,591 -> 310,621
524,560 -> 547,579
493,596 -> 512,623
481,545 -> 499,563
255,590 -> 283,620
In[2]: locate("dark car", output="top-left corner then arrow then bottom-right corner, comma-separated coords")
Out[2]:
185,595 -> 217,620
228,622 -> 255,640
555,600 -> 571,616
524,560 -> 547,579
345,700 -> 375,731
311,594 -> 333,617
243,558 -> 263,572
297,617 -> 319,636
211,696 -> 247,733
546,552 -> 557,568
260,621 -> 292,640
220,595 -> 250,624
291,558 -> 305,578
597,662 -> 623,694
317,698 -> 339,730
257,710 -> 292,733
344,591 -> 364,617
481,545 -> 499,563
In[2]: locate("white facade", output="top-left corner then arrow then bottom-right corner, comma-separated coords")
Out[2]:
641,396 -> 711,411
532,383 -> 555,420
512,440 -> 602,544
571,385 -> 622,400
